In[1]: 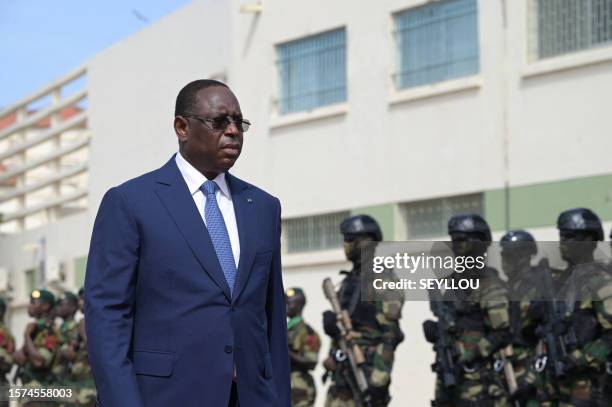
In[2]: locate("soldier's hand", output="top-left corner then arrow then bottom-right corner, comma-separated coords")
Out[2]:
323,355 -> 337,372
323,310 -> 340,338
559,354 -> 578,376
509,377 -> 535,402
60,345 -> 77,361
13,349 -> 26,365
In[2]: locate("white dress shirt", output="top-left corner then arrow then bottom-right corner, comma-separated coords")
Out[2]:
175,152 -> 240,267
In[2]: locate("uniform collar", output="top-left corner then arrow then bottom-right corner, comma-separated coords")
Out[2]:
287,316 -> 303,330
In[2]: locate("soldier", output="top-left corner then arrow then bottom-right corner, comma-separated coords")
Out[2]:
286,287 -> 321,407
322,214 -> 404,407
550,208 -> 612,406
67,288 -> 95,407
13,289 -> 61,406
500,230 -> 557,406
53,292 -> 79,386
428,214 -> 512,407
0,298 -> 15,407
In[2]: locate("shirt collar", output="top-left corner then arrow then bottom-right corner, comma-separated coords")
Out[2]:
175,152 -> 231,198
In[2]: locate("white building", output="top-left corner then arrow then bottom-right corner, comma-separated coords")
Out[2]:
1,0 -> 612,404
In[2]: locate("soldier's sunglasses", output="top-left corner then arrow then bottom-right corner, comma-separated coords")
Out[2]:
184,115 -> 251,133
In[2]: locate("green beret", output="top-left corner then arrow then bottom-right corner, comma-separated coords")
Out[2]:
285,287 -> 305,298
31,289 -> 55,305
58,291 -> 78,304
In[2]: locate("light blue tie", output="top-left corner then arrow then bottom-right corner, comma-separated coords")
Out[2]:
201,180 -> 237,296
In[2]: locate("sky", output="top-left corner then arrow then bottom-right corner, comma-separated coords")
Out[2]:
0,0 -> 190,108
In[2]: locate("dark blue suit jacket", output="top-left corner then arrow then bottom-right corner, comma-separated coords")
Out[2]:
85,156 -> 290,407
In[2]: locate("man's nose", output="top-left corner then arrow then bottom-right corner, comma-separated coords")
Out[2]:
225,121 -> 240,136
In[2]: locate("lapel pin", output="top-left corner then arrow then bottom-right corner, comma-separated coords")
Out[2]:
246,198 -> 253,203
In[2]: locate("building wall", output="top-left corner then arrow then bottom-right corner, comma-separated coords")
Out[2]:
2,0 -> 612,405
87,0 -> 232,225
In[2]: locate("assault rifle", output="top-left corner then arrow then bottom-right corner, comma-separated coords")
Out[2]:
322,277 -> 372,407
423,287 -> 459,388
534,258 -> 577,380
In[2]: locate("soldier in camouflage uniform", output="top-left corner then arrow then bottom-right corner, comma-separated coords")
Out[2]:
286,287 -> 321,407
13,289 -> 61,406
430,214 -> 512,407
61,289 -> 95,407
50,291 -> 92,407
0,298 -> 15,407
548,208 -> 612,407
53,291 -> 79,383
500,230 -> 558,406
322,215 -> 404,407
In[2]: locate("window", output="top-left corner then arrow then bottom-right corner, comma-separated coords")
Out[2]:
283,211 -> 350,253
530,0 -> 612,60
394,0 -> 479,89
276,28 -> 347,114
403,193 -> 483,238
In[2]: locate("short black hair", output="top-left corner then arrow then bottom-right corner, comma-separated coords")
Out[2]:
175,79 -> 228,117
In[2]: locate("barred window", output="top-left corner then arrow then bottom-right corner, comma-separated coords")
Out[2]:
283,211 -> 350,253
530,0 -> 612,60
403,193 -> 483,239
394,0 -> 479,89
276,28 -> 347,114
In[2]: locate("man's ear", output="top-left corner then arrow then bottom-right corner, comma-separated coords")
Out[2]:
174,116 -> 189,144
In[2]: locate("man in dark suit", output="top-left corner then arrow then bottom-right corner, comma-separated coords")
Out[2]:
85,80 -> 291,407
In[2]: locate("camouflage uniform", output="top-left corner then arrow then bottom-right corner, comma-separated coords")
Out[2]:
429,214 -> 512,407
0,320 -> 15,383
499,230 -> 558,406
554,262 -> 612,407
288,315 -> 320,407
60,321 -> 95,407
506,265 -> 558,406
0,318 -> 15,407
54,290 -> 96,407
53,319 -> 79,383
325,267 -> 404,407
433,268 -> 512,407
19,317 -> 61,407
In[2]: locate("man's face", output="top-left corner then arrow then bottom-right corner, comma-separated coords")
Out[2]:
501,249 -> 532,277
27,299 -> 45,318
343,235 -> 375,263
450,232 -> 488,258
175,86 -> 244,175
56,299 -> 77,319
285,295 -> 304,318
559,230 -> 596,263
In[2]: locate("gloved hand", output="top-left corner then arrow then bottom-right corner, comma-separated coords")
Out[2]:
478,329 -> 512,358
559,354 -> 579,376
323,310 -> 340,338
509,377 -> 535,402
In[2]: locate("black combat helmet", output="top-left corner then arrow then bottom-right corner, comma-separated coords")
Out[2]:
557,208 -> 603,241
500,230 -> 537,256
340,214 -> 383,242
447,213 -> 491,241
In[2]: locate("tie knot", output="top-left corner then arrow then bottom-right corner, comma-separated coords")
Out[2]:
201,180 -> 219,196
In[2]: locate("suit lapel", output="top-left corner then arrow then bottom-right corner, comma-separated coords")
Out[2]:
154,156 -> 232,301
226,173 -> 256,303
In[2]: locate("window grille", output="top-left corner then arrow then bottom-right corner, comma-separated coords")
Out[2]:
277,28 -> 347,114
394,0 -> 479,89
